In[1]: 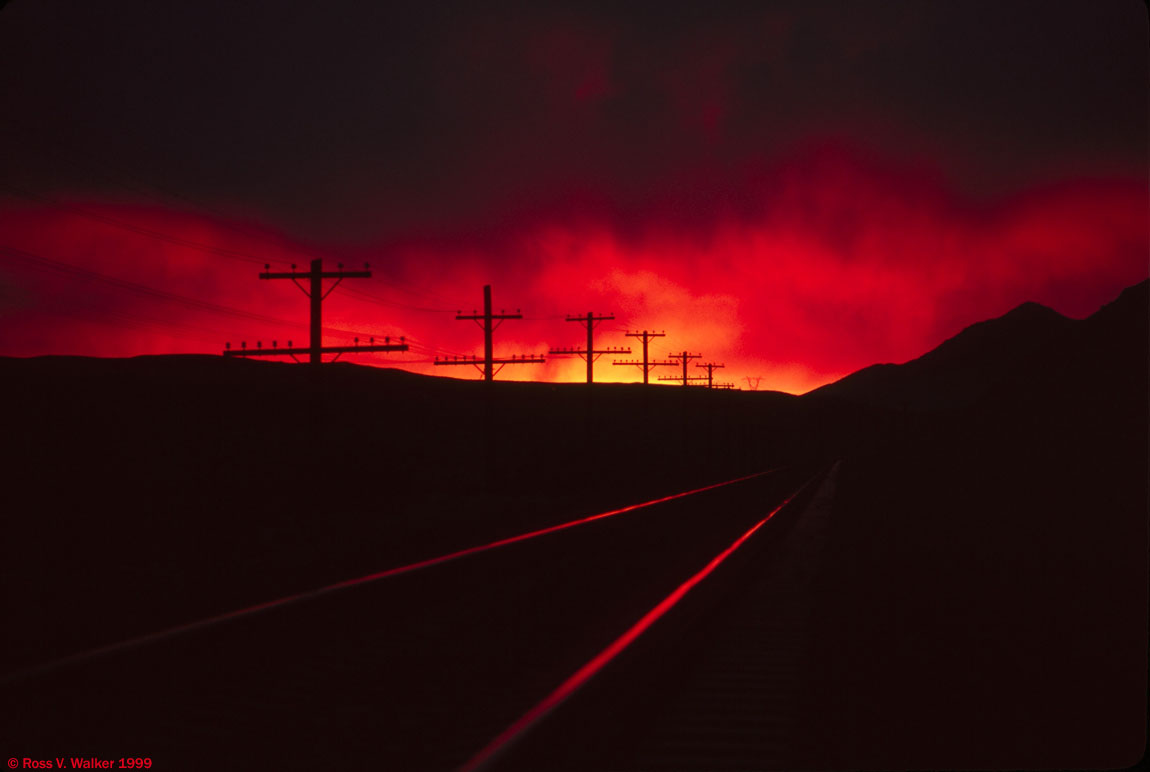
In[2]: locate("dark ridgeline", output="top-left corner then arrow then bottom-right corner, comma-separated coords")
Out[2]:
799,278 -> 1148,770
1,355 -> 807,673
1,280 -> 1145,770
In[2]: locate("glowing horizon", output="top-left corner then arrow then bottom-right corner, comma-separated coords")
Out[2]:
2,142 -> 1145,395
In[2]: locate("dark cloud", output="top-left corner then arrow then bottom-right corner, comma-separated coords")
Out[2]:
1,0 -> 1144,243
1,1 -> 1145,391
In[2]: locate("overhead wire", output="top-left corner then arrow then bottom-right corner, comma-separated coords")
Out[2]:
0,120 -> 463,307
1,185 -> 280,267
1,121 -> 656,371
0,243 -> 365,339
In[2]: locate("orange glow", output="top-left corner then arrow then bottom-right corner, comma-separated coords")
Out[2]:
1,145 -> 1145,393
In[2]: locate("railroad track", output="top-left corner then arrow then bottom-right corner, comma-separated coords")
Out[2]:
3,464 -> 831,771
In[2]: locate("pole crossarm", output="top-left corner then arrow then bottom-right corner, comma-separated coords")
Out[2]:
656,375 -> 708,383
456,313 -> 523,319
224,336 -> 409,364
548,346 -> 630,362
457,309 -> 522,333
224,342 -> 409,358
434,355 -> 545,364
435,353 -> 545,377
612,358 -> 676,367
260,268 -> 372,282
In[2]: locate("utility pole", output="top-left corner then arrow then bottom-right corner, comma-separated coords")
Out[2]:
656,351 -> 704,387
695,362 -> 725,389
223,258 -> 409,363
612,330 -> 669,384
549,312 -> 630,383
435,284 -> 543,380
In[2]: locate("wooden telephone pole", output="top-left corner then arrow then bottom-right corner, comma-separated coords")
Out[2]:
695,362 -> 725,388
223,258 -> 409,362
612,330 -> 670,384
435,285 -> 543,380
549,312 -> 630,383
656,351 -> 704,386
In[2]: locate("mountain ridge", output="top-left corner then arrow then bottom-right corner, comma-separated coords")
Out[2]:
806,279 -> 1148,410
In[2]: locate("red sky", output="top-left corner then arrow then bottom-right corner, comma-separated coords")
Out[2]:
2,139 -> 1145,393
0,1 -> 1146,393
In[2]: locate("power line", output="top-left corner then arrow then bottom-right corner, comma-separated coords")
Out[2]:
1,186 -> 278,267
0,243 -> 325,332
339,285 -> 460,314
0,124 -> 464,308
3,181 -> 465,313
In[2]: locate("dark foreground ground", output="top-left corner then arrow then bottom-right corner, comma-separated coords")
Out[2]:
2,282 -> 1146,770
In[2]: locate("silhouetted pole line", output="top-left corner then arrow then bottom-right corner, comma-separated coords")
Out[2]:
223,336 -> 408,363
548,312 -> 631,383
436,284 -> 542,381
223,258 -> 409,364
715,382 -> 737,390
696,362 -> 725,388
612,330 -> 667,384
656,351 -> 703,386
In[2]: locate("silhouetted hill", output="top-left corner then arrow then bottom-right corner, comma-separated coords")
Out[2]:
802,281 -> 1148,769
807,279 -> 1148,410
1,354 -> 816,673
2,282 -> 1146,770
